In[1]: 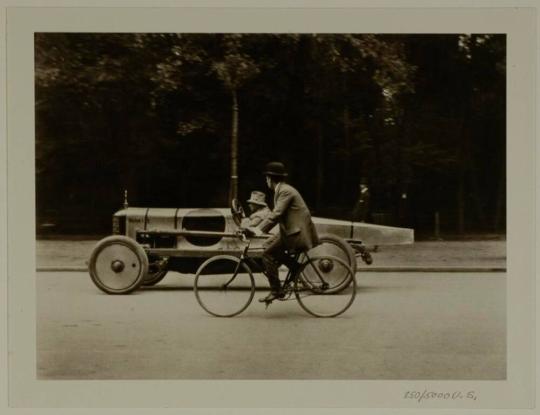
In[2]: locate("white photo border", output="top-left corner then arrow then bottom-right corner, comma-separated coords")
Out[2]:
3,3 -> 536,411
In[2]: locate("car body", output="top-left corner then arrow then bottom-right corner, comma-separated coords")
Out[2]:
112,206 -> 413,263
88,204 -> 414,295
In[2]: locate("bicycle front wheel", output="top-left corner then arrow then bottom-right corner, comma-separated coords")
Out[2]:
294,255 -> 356,318
194,255 -> 255,317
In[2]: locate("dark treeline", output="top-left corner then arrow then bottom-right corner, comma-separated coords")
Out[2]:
35,33 -> 505,236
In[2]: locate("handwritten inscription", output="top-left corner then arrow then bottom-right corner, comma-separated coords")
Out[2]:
404,390 -> 478,403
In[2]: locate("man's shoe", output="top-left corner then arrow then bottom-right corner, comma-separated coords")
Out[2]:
258,290 -> 285,303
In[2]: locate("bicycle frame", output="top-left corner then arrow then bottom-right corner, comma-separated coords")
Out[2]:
193,233 -> 357,317
226,238 -> 330,293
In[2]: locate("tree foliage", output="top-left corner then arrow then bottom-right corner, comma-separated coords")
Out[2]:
35,33 -> 506,235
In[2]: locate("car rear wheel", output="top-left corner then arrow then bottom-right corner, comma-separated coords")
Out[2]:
88,235 -> 148,294
303,233 -> 357,293
295,254 -> 357,317
143,257 -> 169,286
142,269 -> 168,286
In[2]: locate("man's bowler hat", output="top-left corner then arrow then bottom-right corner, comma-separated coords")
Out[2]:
263,161 -> 288,177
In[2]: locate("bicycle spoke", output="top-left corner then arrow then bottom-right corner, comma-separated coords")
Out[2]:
194,256 -> 255,317
222,260 -> 242,288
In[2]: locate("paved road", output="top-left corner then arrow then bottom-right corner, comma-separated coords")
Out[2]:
37,271 -> 506,380
36,239 -> 507,269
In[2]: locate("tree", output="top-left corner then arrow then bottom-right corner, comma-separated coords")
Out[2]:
211,35 -> 260,202
34,33 -> 506,236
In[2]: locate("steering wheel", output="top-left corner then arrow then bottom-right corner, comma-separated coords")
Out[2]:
231,198 -> 246,227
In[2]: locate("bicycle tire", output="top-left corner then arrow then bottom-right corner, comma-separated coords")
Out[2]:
294,255 -> 356,318
194,255 -> 255,317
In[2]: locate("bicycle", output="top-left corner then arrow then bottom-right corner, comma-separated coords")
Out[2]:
193,230 -> 357,318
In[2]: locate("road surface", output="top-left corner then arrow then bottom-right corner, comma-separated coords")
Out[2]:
37,271 -> 506,380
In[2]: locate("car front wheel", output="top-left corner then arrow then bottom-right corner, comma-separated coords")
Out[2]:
88,235 -> 148,294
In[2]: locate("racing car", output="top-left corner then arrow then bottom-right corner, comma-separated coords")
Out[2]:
88,193 -> 414,294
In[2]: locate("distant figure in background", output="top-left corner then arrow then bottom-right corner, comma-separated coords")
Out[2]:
352,181 -> 370,223
245,190 -> 271,228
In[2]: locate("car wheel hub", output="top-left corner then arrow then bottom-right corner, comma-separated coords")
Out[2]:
111,260 -> 125,273
318,258 -> 334,273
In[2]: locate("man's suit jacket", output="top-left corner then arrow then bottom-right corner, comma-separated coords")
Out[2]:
259,182 -> 319,252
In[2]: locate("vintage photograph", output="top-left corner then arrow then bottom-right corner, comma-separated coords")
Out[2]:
35,32 -> 506,381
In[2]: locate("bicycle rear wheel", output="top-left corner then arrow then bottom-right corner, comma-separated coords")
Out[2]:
294,255 -> 356,317
194,255 -> 255,317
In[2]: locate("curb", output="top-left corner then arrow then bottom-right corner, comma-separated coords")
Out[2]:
38,266 -> 89,272
37,266 -> 507,273
357,267 -> 506,273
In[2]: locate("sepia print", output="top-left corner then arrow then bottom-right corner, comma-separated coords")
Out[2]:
4,4 -> 537,411
35,32 -> 506,380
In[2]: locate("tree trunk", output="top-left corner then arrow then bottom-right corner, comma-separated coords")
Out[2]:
229,88 -> 239,203
457,171 -> 465,234
493,167 -> 505,232
342,74 -> 352,201
456,98 -> 470,235
316,121 -> 324,210
467,162 -> 488,230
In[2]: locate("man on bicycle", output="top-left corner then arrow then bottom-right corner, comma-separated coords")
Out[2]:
247,161 -> 319,303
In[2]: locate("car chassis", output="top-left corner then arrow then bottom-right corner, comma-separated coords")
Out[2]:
88,196 -> 413,295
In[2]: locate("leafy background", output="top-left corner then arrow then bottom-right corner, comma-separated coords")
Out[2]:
35,33 -> 506,237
